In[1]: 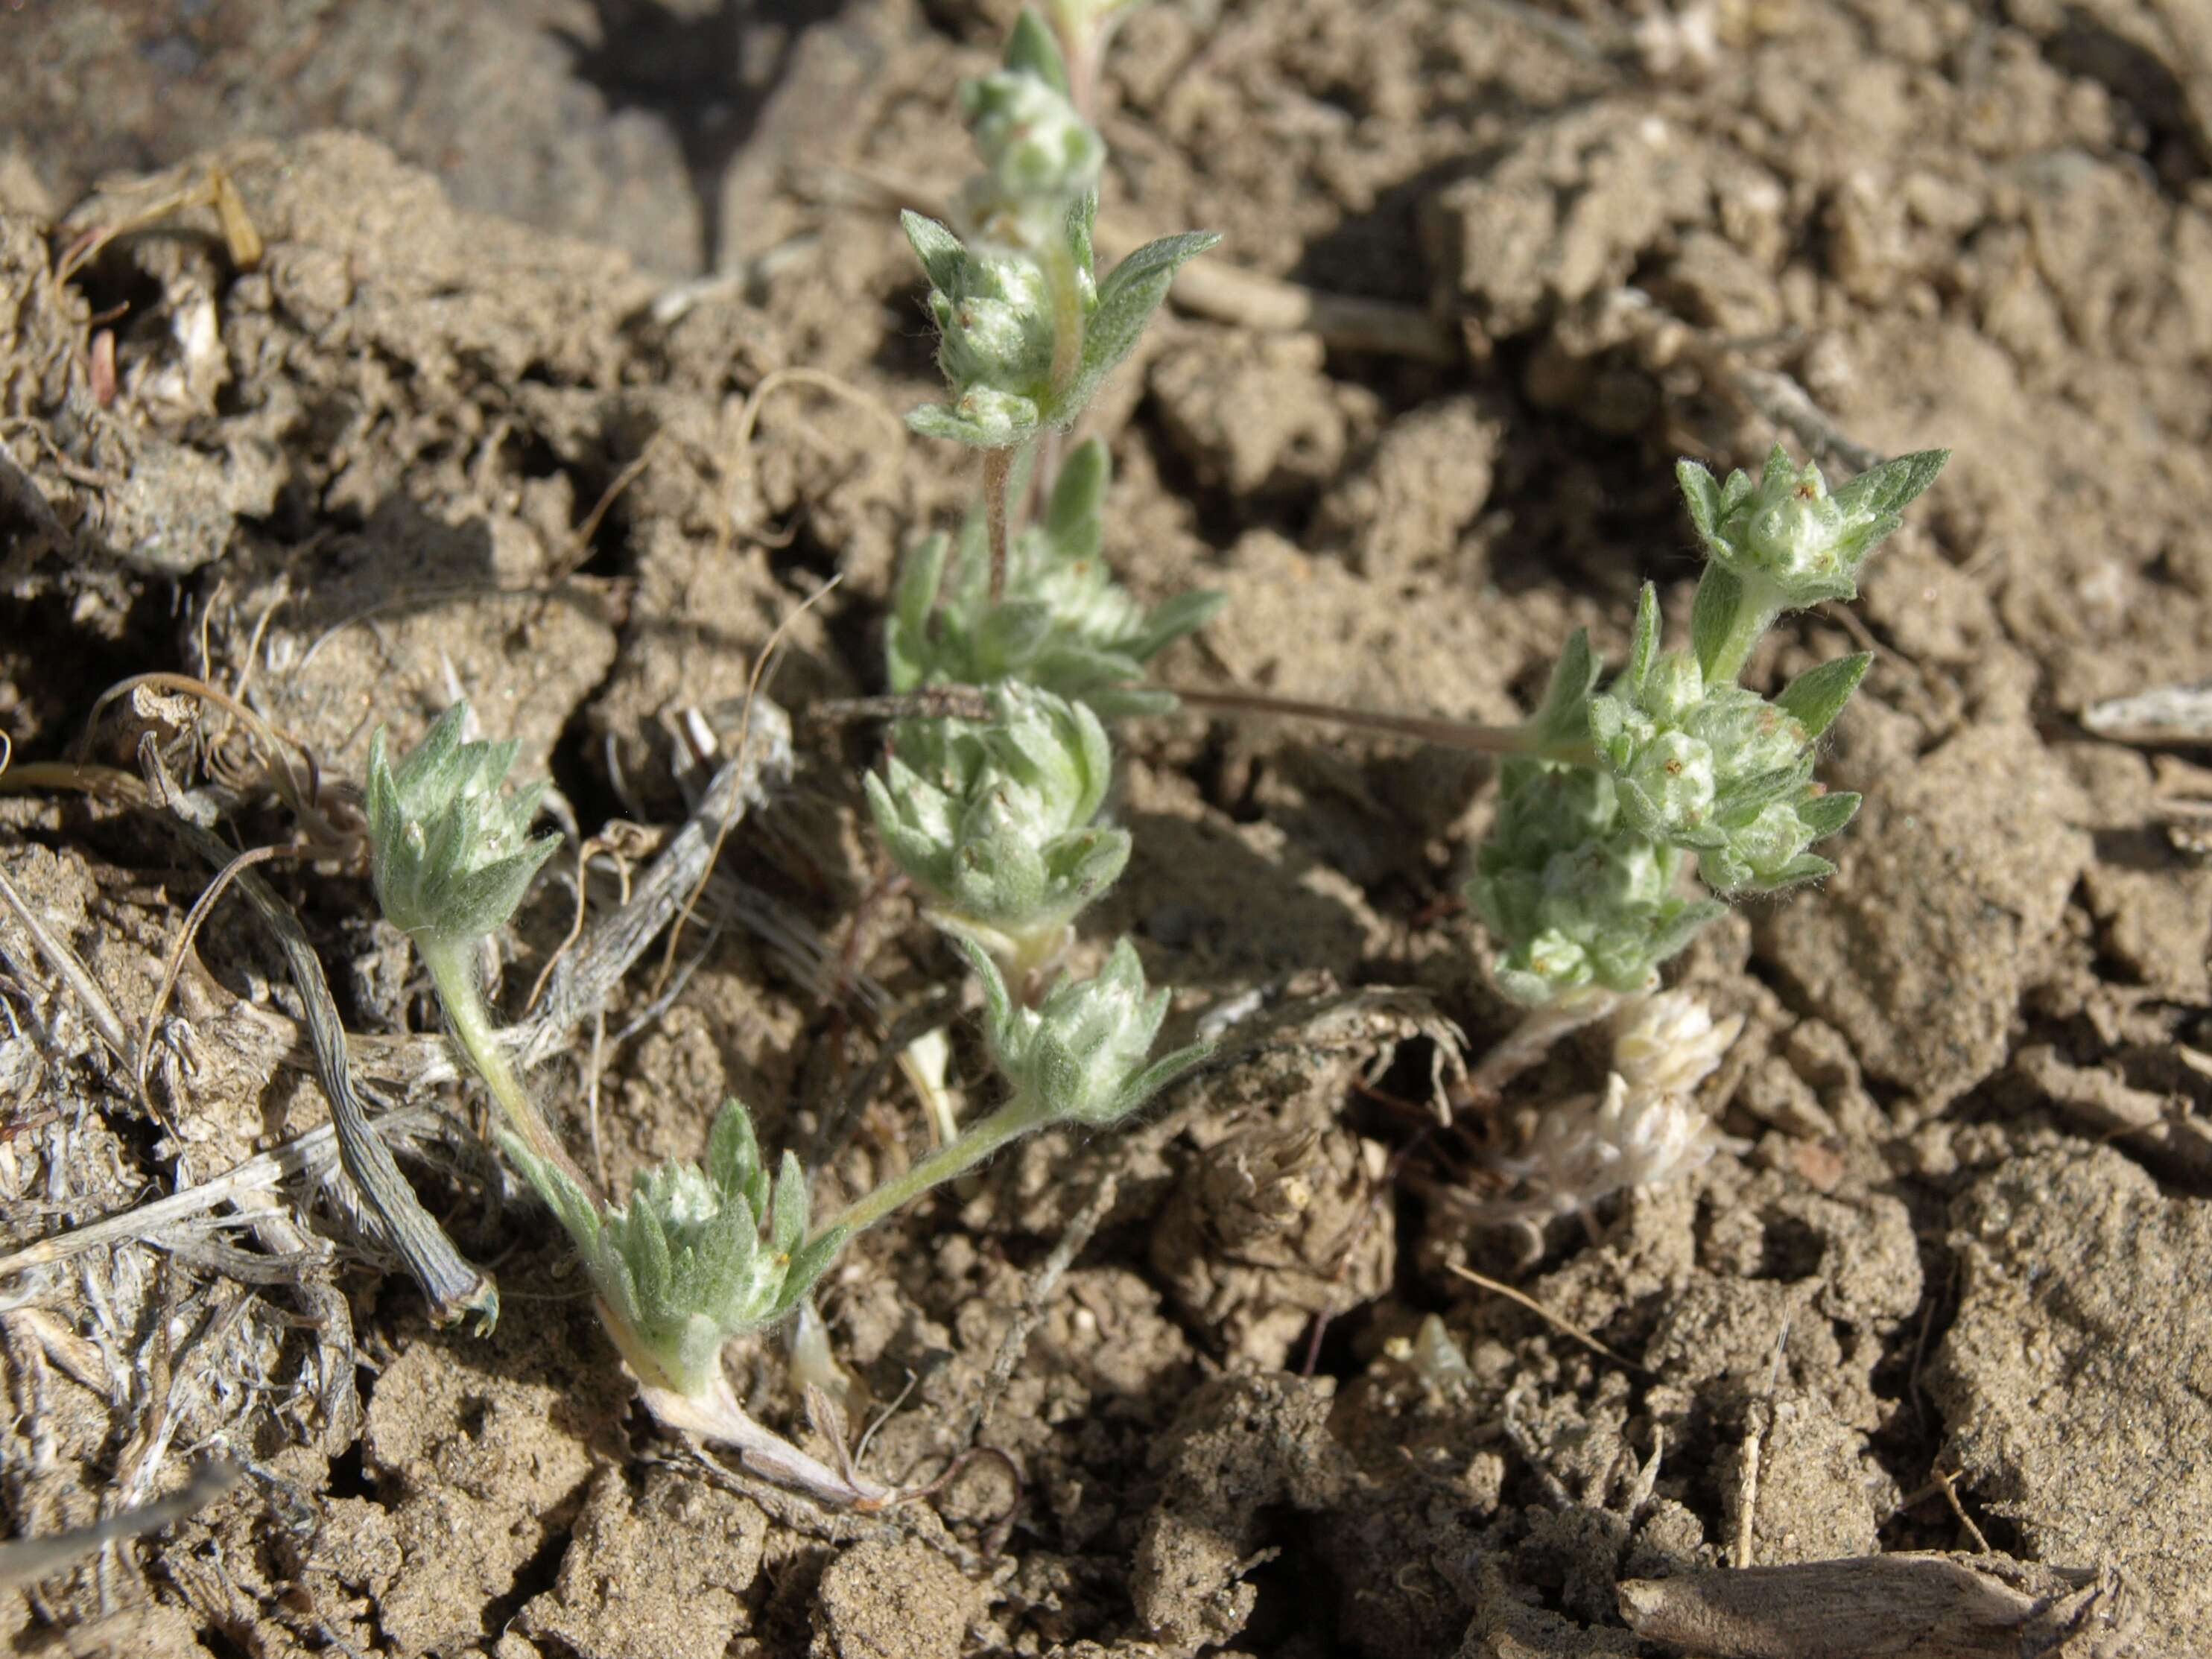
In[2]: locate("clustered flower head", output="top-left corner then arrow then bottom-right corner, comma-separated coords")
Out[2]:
364,702 -> 558,950
864,682 -> 1129,980
886,439 -> 1225,717
1588,586 -> 1869,893
501,1101 -> 842,1399
962,936 -> 1207,1126
954,15 -> 1105,251
1483,989 -> 1744,1234
1609,988 -> 1743,1100
1468,445 -> 1947,1006
1467,756 -> 1723,1005
1679,443 -> 1950,612
901,10 -> 1217,448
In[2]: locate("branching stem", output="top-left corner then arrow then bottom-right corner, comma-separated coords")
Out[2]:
1700,576 -> 1785,685
418,936 -> 590,1193
983,445 -> 1017,602
820,1091 -> 1050,1241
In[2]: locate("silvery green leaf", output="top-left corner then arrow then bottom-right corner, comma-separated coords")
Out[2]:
1623,583 -> 1661,702
1066,188 -> 1097,278
1097,229 -> 1222,305
1775,651 -> 1872,738
1676,457 -> 1723,544
770,1152 -> 808,1259
1795,789 -> 1862,839
1829,448 -> 1949,520
1002,4 -> 1071,92
1082,682 -> 1181,718
770,1223 -> 849,1319
901,211 -> 968,296
1690,563 -> 1746,682
961,934 -> 1016,1049
892,531 -> 951,639
1750,851 -> 1835,890
630,1204 -> 674,1307
1527,629 -> 1599,749
977,598 -> 1059,667
500,1129 -> 601,1255
1044,435 -> 1110,556
1113,1038 -> 1211,1117
1710,754 -> 1816,825
1647,897 -> 1730,962
905,399 -> 1037,448
1124,589 -> 1227,664
1029,641 -> 1151,696
1069,231 -> 1220,415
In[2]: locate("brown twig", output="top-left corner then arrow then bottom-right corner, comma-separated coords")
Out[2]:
142,744 -> 498,1331
1165,684 -> 1547,758
0,1462 -> 241,1590
1446,1263 -> 1647,1373
964,1167 -> 1122,1446
1617,1554 -> 2124,1659
808,686 -> 997,726
650,576 -> 839,995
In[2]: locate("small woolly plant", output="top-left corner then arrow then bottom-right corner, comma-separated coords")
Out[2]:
365,700 -> 1204,1502
1448,445 -> 1945,1237
869,4 -> 1221,996
1468,444 -> 1948,1006
901,13 -> 1215,457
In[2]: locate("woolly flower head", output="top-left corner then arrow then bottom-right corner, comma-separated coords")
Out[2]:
1609,990 -> 1743,1101
1495,1072 -> 1728,1222
365,702 -> 558,950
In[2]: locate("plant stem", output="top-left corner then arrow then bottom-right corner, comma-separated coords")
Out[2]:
1042,236 -> 1086,408
418,936 -> 589,1192
635,1368 -> 895,1508
1164,684 -> 1595,764
983,445 -> 1015,603
820,1091 -> 1051,1241
1700,575 -> 1785,685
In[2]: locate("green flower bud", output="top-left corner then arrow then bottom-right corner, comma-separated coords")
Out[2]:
1677,444 -> 1948,611
864,684 -> 1129,973
1644,649 -> 1704,723
1589,601 -> 1851,892
364,702 -> 559,951
1682,685 -> 1807,782
1624,729 -> 1717,834
501,1101 -> 840,1399
961,935 -> 1208,1126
